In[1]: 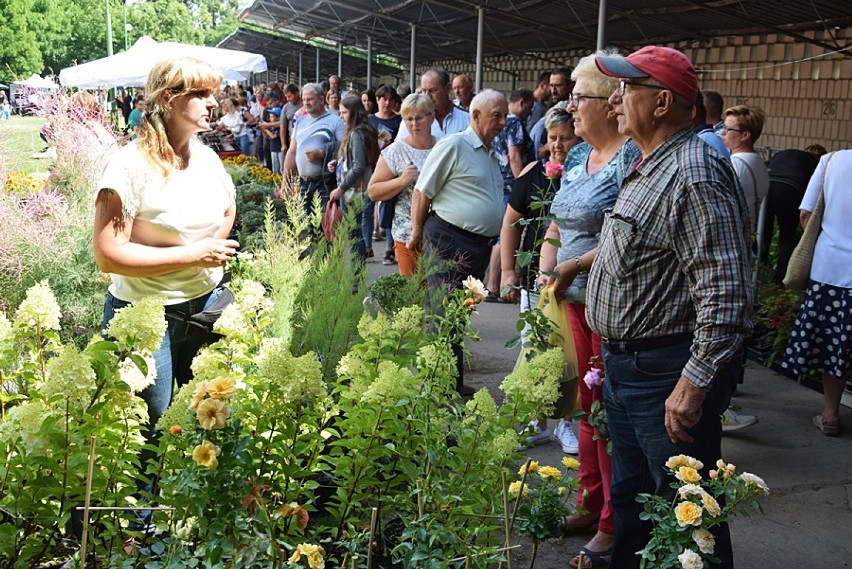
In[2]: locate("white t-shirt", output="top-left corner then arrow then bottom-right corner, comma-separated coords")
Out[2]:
219,111 -> 245,138
801,150 -> 852,288
731,152 -> 770,229
97,139 -> 236,304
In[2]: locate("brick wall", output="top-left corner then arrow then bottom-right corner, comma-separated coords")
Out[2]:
422,26 -> 851,152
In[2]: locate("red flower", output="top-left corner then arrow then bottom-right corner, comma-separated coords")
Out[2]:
169,425 -> 183,435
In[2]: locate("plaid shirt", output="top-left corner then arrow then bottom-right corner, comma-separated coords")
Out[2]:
586,129 -> 754,389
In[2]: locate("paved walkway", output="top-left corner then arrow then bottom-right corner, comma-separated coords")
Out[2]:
365,247 -> 852,568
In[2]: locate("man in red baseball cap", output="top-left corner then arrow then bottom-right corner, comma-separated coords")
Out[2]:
595,45 -> 698,102
584,46 -> 752,569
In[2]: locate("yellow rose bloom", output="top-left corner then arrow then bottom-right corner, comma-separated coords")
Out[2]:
667,454 -> 704,471
189,381 -> 208,410
518,460 -> 539,476
674,501 -> 703,527
508,481 -> 529,497
675,466 -> 701,484
207,376 -> 237,400
562,456 -> 580,470
196,398 -> 230,430
702,493 -> 722,517
191,440 -> 221,469
289,543 -> 325,569
538,465 -> 563,479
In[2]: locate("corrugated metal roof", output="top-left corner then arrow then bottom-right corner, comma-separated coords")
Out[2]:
234,0 -> 852,70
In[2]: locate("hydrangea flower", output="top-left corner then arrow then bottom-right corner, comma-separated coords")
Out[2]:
257,338 -> 327,402
43,344 -> 97,409
213,303 -> 249,340
0,310 -> 12,343
106,296 -> 167,353
14,280 -> 61,331
487,428 -> 520,461
500,347 -> 563,417
3,400 -> 54,456
361,361 -> 416,404
118,355 -> 156,394
391,305 -> 425,337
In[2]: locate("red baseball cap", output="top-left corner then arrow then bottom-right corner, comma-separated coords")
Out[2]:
595,46 -> 698,102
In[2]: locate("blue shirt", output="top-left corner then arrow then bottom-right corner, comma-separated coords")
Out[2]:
491,114 -> 527,189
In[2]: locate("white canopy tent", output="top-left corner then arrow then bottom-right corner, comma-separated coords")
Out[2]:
59,36 -> 267,88
13,74 -> 60,90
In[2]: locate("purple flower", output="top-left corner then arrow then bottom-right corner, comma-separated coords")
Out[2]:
583,368 -> 603,389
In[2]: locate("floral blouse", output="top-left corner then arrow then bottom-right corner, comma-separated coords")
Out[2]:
381,138 -> 434,243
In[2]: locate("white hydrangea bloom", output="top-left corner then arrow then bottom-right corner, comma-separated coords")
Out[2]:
118,355 -> 157,393
14,280 -> 61,331
43,344 -> 97,408
106,296 -> 167,353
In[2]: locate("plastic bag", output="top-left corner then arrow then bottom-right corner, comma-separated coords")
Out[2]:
513,285 -> 580,417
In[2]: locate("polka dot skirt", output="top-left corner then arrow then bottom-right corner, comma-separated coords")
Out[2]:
782,280 -> 852,379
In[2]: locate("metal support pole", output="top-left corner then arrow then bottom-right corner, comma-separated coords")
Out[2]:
316,47 -> 321,83
105,0 -> 114,56
299,52 -> 303,86
367,35 -> 373,90
286,66 -> 290,84
338,43 -> 343,79
596,0 -> 608,51
475,6 -> 484,92
409,24 -> 417,91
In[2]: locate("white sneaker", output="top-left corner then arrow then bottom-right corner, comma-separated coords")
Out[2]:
519,420 -> 553,447
721,408 -> 758,432
551,419 -> 579,454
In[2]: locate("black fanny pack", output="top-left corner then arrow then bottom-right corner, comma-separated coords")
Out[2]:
166,276 -> 235,337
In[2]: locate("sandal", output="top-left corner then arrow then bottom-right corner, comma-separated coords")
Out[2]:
484,292 -> 509,303
569,546 -> 613,569
813,414 -> 841,436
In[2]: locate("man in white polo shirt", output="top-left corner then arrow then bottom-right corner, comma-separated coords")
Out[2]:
397,67 -> 469,140
408,90 -> 508,395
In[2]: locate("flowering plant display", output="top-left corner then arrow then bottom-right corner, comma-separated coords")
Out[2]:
0,169 -> 568,567
0,281 -> 158,567
508,457 -> 582,567
637,455 -> 768,569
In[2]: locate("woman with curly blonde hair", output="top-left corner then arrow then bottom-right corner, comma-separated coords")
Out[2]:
93,57 -> 239,452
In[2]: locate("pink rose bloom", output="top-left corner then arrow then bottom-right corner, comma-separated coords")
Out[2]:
544,160 -> 564,179
583,367 -> 603,389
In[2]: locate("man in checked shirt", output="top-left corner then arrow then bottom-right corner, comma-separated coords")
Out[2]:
583,47 -> 753,568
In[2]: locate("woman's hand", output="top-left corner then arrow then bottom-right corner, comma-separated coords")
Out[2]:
192,238 -> 240,268
400,163 -> 419,185
329,187 -> 344,202
541,260 -> 578,300
327,159 -> 338,174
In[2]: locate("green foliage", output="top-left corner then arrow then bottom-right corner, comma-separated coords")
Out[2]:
0,283 -> 157,568
753,284 -> 804,366
0,0 -> 42,77
233,183 -> 287,251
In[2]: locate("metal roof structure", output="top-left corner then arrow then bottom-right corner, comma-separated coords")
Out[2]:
236,0 -> 852,71
218,27 -> 404,82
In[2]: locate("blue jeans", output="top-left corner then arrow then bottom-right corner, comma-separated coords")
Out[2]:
299,177 -> 332,235
603,339 -> 739,568
237,134 -> 250,155
102,288 -> 222,442
362,196 -> 376,249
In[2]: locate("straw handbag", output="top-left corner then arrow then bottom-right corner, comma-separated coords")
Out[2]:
783,152 -> 834,290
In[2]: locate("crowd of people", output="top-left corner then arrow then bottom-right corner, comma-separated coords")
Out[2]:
90,48 -> 849,568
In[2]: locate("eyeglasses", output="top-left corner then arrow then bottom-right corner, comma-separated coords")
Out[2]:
568,92 -> 609,107
403,112 -> 433,123
616,79 -> 668,97
720,126 -> 746,134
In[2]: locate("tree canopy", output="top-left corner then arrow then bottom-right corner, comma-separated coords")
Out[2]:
0,0 -> 241,80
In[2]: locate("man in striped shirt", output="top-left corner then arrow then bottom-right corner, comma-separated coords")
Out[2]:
587,47 -> 753,568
